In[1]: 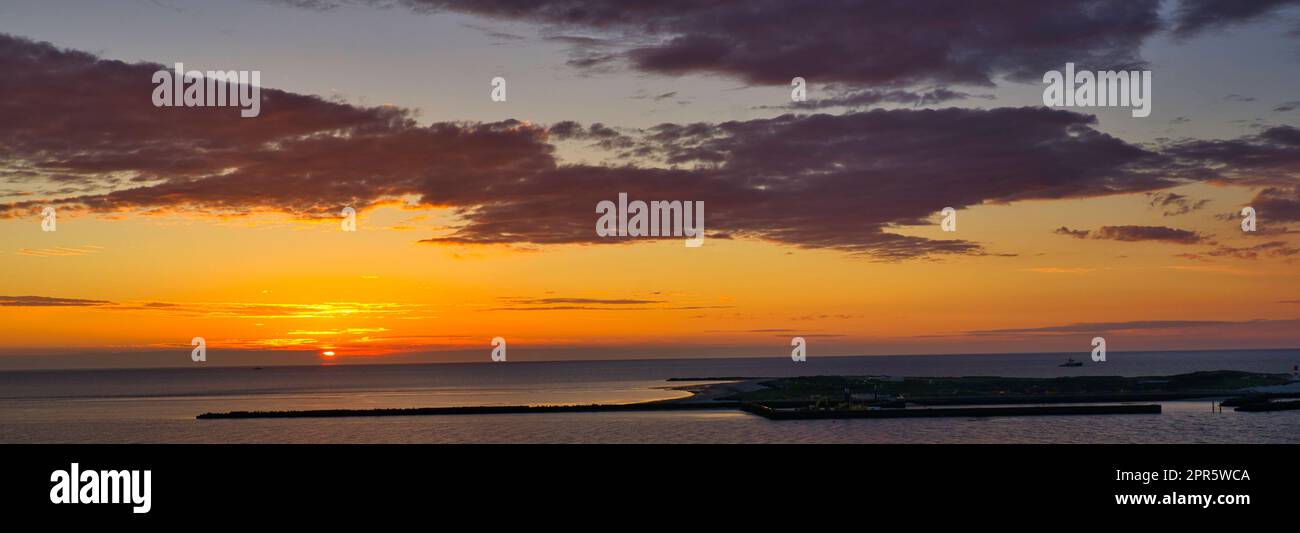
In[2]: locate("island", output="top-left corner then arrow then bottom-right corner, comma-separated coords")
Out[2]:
197,370 -> 1300,421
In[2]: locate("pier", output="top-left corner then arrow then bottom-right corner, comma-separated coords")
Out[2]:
198,400 -> 1161,420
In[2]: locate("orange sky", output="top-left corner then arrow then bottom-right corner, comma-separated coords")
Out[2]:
3,3 -> 1300,368
4,181 -> 1299,368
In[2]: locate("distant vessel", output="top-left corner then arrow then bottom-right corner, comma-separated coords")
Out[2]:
1059,358 -> 1083,368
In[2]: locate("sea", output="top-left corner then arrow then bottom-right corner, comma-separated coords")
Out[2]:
3,350 -> 1299,443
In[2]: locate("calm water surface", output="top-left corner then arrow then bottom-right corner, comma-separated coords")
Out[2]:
2,350 -> 1298,443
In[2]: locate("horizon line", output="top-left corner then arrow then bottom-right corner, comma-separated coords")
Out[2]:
3,346 -> 1298,373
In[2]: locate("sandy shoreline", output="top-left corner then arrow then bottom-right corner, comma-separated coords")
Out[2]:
659,379 -> 768,404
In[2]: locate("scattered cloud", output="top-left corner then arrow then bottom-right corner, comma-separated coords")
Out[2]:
969,318 -> 1300,336
0,32 -> 1291,264
504,297 -> 665,305
1146,192 -> 1210,216
1170,0 -> 1300,37
1204,240 -> 1300,259
1164,125 -> 1300,187
1055,225 -> 1206,244
0,295 -> 112,307
1248,187 -> 1300,222
1054,226 -> 1092,239
275,0 -> 1161,87
1093,225 -> 1206,244
490,295 -> 730,312
761,87 -> 985,111
1021,267 -> 1094,274
15,245 -> 103,257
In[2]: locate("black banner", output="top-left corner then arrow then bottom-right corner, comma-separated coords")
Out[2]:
1,444 -> 1289,523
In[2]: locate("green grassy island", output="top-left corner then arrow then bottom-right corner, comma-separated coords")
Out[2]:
698,370 -> 1293,406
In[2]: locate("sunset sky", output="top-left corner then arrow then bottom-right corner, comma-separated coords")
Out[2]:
2,0 -> 1300,369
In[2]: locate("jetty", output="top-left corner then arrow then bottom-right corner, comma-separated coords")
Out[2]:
198,399 -> 1160,421
197,401 -> 737,419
